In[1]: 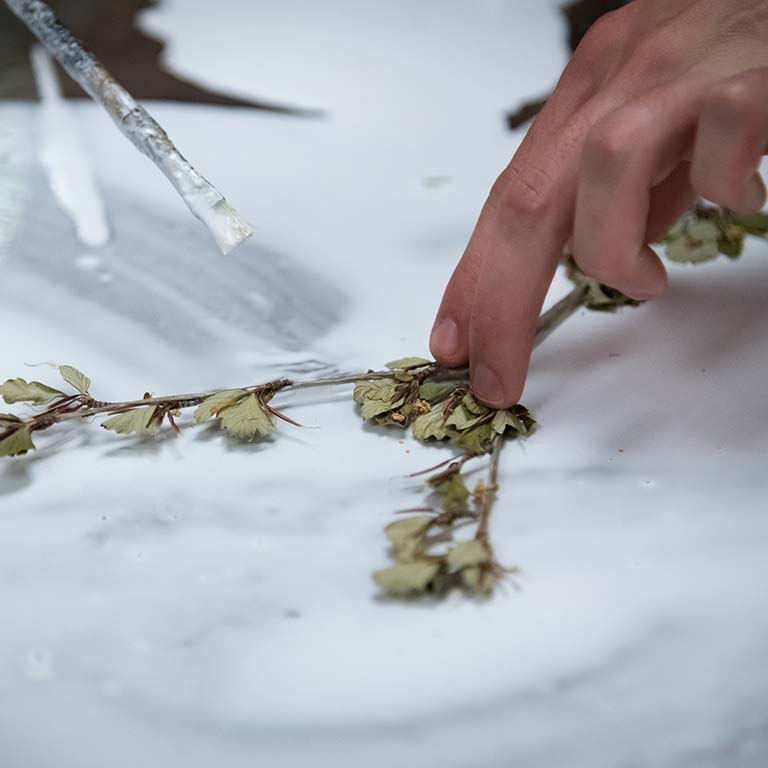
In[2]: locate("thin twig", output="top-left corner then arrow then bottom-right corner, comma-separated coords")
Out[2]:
15,284 -> 590,437
476,434 -> 503,544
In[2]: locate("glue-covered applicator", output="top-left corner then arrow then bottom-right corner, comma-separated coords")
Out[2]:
5,0 -> 254,255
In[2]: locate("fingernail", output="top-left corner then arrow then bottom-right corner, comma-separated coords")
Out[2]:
431,318 -> 459,359
745,174 -> 766,212
472,363 -> 505,406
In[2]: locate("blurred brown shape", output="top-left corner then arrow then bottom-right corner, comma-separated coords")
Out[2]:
506,0 -> 628,130
0,0 -> 320,115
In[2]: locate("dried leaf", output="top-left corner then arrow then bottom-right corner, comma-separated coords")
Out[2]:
385,516 -> 433,545
447,539 -> 490,569
59,365 -> 91,395
418,382 -> 455,403
0,378 -> 64,405
732,211 -> 768,236
492,408 -> 528,436
450,421 -> 495,453
102,406 -> 161,436
354,379 -> 404,420
445,404 -> 488,431
0,413 -> 23,426
430,473 -> 469,514
385,357 -> 431,370
412,405 -> 450,442
373,561 -> 440,596
0,427 -> 35,457
687,219 -> 720,243
565,256 -> 640,311
218,393 -> 275,440
460,566 -> 493,593
461,393 -> 488,416
194,389 -> 248,423
718,236 -> 743,259
666,236 -> 720,264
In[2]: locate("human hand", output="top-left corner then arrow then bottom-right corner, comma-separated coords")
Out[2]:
430,0 -> 768,407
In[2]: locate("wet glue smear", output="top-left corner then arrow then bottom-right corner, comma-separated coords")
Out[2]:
6,0 -> 253,255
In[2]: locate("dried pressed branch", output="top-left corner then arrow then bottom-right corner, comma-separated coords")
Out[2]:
2,205 -> 766,599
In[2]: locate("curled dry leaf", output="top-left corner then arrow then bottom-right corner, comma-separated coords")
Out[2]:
0,378 -> 64,405
373,561 -> 441,596
0,427 -> 35,457
218,393 -> 275,440
384,357 -> 431,371
58,365 -> 91,395
194,389 -> 248,423
102,406 -> 161,436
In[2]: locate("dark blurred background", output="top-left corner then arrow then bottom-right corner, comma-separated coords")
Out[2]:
0,0 -> 627,122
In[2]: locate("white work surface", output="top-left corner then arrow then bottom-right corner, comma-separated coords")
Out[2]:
1,2 -> 767,766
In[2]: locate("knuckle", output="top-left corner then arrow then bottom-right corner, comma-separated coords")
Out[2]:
705,78 -> 757,120
576,10 -> 624,60
584,116 -> 637,167
496,162 -> 555,220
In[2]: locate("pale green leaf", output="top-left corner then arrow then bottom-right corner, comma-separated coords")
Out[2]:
412,406 -> 450,442
461,393 -> 489,416
666,237 -> 720,264
430,473 -> 469,514
373,561 -> 440,596
353,379 -> 397,404
492,409 -> 528,436
461,566 -> 493,593
194,389 -> 248,424
447,539 -> 490,569
733,211 -> 768,235
361,396 -> 404,421
219,393 -> 275,440
59,365 -> 91,395
354,379 -> 403,420
0,427 -> 35,457
385,516 -> 433,545
418,382 -> 455,403
0,378 -> 65,405
102,406 -> 160,436
687,219 -> 720,243
450,421 -> 495,453
385,357 -> 431,370
444,404 -> 489,432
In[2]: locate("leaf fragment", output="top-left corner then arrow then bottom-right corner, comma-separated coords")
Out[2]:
418,381 -> 455,403
492,408 -> 530,436
218,393 -> 275,440
194,389 -> 248,423
0,427 -> 35,457
449,421 -> 495,453
430,473 -> 470,514
384,516 -> 433,545
59,365 -> 91,395
353,379 -> 403,420
102,406 -> 161,436
447,539 -> 490,570
412,405 -> 450,442
373,561 -> 441,596
385,357 -> 431,370
0,378 -> 64,405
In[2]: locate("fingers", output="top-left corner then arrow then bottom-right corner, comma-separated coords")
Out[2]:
572,86 -> 700,300
645,161 -> 698,243
691,68 -> 768,215
429,17 -> 617,368
467,170 -> 571,406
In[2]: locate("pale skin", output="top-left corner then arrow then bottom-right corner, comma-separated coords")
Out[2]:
430,0 -> 768,407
